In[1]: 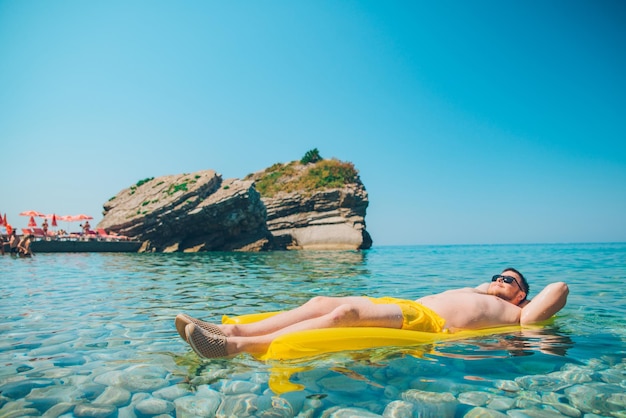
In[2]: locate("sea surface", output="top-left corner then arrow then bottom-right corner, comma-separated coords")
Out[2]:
0,243 -> 624,417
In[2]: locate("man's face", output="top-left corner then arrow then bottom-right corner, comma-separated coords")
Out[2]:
488,270 -> 526,304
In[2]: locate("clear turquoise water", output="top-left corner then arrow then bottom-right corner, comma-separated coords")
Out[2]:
1,244 -> 624,417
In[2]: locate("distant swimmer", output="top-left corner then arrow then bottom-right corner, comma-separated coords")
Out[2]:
18,234 -> 34,257
9,230 -> 20,256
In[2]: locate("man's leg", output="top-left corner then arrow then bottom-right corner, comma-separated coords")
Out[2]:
186,297 -> 405,357
176,296 -> 350,341
223,296 -> 403,337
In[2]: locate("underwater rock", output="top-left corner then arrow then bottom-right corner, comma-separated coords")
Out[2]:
507,409 -> 568,417
607,392 -> 626,411
514,391 -> 542,409
73,403 -> 117,418
565,382 -> 625,414
598,367 -> 625,384
0,399 -> 40,418
383,384 -> 401,400
549,364 -> 593,385
278,390 -> 306,415
254,394 -> 296,417
382,400 -> 415,417
300,396 -> 325,417
321,406 -> 382,417
216,379 -> 262,395
135,396 -> 175,415
118,365 -> 169,392
486,395 -> 516,411
401,389 -> 458,418
0,379 -> 55,399
174,394 -> 221,417
42,401 -> 73,417
93,370 -> 124,387
515,374 -> 572,392
458,391 -> 491,407
153,384 -> 192,401
494,379 -> 521,392
93,386 -> 131,407
540,392 -> 581,417
26,385 -> 78,412
464,406 -> 508,417
215,393 -> 258,416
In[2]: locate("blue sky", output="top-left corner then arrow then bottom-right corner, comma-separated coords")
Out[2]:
1,1 -> 624,245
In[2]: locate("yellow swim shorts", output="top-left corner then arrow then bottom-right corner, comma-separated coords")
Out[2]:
365,296 -> 446,333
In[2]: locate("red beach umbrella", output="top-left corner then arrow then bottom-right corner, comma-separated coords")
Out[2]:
51,214 -> 58,227
61,214 -> 92,232
57,215 -> 72,232
0,214 -> 3,226
28,216 -> 37,227
19,210 -> 46,218
3,214 -> 7,227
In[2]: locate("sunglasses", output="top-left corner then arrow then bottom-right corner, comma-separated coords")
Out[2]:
491,274 -> 522,290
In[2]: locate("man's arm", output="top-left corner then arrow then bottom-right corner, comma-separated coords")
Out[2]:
520,282 -> 569,325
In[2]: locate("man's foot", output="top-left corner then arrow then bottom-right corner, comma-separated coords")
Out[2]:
185,324 -> 229,358
175,313 -> 225,342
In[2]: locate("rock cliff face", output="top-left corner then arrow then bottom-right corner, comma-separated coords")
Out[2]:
98,171 -> 271,252
262,186 -> 372,250
97,160 -> 372,252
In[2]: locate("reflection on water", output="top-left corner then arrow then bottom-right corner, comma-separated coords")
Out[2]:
1,244 -> 625,417
433,325 -> 575,360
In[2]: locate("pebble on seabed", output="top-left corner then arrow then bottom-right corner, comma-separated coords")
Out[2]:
73,403 -> 117,417
402,389 -> 458,417
135,396 -> 175,415
93,386 -> 131,406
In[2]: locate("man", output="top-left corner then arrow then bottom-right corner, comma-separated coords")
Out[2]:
18,234 -> 34,257
8,230 -> 20,256
176,268 -> 568,359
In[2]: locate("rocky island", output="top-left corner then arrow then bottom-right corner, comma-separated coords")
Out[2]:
97,150 -> 372,252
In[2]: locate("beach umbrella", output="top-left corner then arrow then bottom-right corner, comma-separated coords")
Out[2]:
0,214 -> 3,226
54,215 -> 70,233
57,215 -> 73,232
69,214 -> 93,226
61,214 -> 93,232
28,216 -> 37,227
51,214 -> 58,227
19,210 -> 46,218
3,214 -> 7,227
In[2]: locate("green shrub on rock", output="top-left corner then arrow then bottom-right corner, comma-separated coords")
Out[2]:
252,156 -> 358,198
300,148 -> 322,164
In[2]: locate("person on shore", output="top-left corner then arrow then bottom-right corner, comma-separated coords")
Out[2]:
176,268 -> 569,359
42,219 -> 49,236
80,221 -> 92,239
18,234 -> 34,257
8,230 -> 20,256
